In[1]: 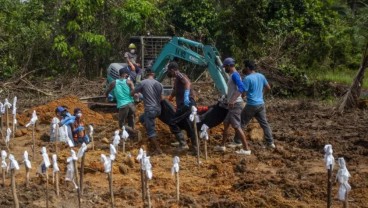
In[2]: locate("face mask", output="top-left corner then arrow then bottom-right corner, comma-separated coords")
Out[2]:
225,67 -> 230,73
130,49 -> 135,54
76,113 -> 82,118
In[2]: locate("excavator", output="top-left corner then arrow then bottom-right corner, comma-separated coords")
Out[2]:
82,36 -> 229,108
150,36 -> 228,96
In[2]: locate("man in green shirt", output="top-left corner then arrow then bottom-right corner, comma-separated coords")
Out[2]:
106,67 -> 140,139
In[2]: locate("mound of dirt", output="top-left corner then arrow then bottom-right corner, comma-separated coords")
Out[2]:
17,95 -> 112,126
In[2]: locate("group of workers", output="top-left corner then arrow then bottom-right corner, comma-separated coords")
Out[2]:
52,106 -> 90,146
47,40 -> 275,156
104,43 -> 275,156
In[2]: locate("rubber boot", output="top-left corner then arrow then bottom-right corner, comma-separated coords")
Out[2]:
175,133 -> 189,151
150,137 -> 163,155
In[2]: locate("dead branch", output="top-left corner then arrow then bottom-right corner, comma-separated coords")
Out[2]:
14,86 -> 53,96
1,69 -> 38,88
338,42 -> 368,113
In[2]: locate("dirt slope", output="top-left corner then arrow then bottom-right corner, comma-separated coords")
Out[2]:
1,94 -> 368,208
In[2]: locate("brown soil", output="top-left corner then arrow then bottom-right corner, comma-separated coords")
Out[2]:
1,86 -> 368,207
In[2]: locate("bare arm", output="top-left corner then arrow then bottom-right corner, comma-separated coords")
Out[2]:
127,79 -> 135,92
180,76 -> 191,90
263,83 -> 271,94
105,81 -> 116,97
127,59 -> 136,71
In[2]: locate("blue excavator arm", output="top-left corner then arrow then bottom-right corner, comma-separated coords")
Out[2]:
152,37 -> 228,96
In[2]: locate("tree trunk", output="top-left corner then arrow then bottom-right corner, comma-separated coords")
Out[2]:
338,42 -> 368,113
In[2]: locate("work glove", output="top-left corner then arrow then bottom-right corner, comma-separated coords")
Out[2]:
83,135 -> 90,144
184,90 -> 190,107
108,93 -> 114,102
61,116 -> 75,126
73,126 -> 84,134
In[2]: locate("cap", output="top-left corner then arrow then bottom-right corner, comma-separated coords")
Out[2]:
119,67 -> 130,76
222,57 -> 235,67
55,106 -> 65,113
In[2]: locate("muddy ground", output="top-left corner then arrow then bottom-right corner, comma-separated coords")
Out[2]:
0,81 -> 368,208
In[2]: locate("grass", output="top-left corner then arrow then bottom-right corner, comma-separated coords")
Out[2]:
307,68 -> 368,88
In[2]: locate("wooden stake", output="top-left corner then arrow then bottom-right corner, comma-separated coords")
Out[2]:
140,159 -> 146,203
55,126 -> 59,154
73,160 -> 81,208
327,164 -> 332,208
11,169 -> 19,208
55,171 -> 60,197
6,108 -> 9,132
45,168 -> 49,208
0,115 -> 3,144
25,165 -> 30,188
145,177 -> 151,208
89,127 -> 94,151
192,118 -> 200,165
343,191 -> 348,208
2,168 -> 5,187
122,140 -> 125,153
32,124 -> 35,159
175,172 -> 180,203
12,114 -> 15,139
204,140 -> 208,160
108,172 -> 114,208
5,137 -> 9,152
80,153 -> 85,195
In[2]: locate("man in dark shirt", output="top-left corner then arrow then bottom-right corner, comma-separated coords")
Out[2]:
167,62 -> 197,154
132,69 -> 163,155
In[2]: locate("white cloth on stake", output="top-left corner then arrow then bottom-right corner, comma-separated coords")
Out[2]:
12,97 -> 17,115
200,124 -> 209,140
189,106 -> 200,123
110,144 -> 117,161
0,102 -> 4,114
136,148 -> 144,161
8,154 -> 19,170
336,157 -> 351,201
171,156 -> 180,175
113,130 -> 120,148
121,126 -> 129,141
88,125 -> 94,137
12,97 -> 17,125
324,144 -> 334,170
23,151 -> 32,169
52,154 -> 60,173
142,154 -> 153,180
25,110 -> 38,128
5,128 -> 11,144
77,143 -> 88,159
1,150 -> 7,169
101,154 -> 112,173
3,98 -> 12,110
41,147 -> 51,168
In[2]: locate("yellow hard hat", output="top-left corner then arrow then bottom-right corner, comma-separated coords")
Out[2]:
128,43 -> 136,49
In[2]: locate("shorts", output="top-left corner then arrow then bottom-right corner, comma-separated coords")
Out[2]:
223,102 -> 244,129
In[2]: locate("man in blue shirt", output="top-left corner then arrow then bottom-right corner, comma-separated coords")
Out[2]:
230,60 -> 275,149
215,57 -> 251,155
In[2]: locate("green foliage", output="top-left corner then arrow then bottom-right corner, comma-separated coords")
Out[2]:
0,0 -> 366,95
113,0 -> 165,36
161,0 -> 220,40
